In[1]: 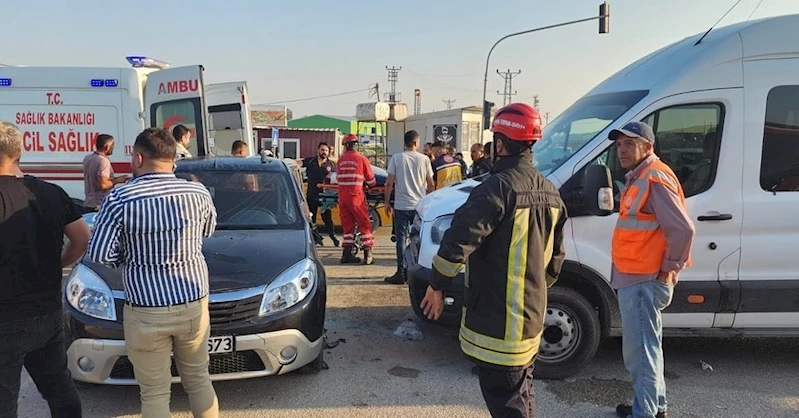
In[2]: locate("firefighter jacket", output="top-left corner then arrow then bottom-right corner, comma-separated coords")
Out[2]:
429,150 -> 568,370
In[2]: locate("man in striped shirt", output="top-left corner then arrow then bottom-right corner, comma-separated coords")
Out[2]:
87,128 -> 218,418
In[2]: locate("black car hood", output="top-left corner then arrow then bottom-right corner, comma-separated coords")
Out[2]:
83,229 -> 309,292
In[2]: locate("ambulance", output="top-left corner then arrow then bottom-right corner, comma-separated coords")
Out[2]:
0,56 -> 254,206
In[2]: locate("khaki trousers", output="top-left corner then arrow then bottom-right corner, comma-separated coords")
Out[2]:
123,297 -> 219,418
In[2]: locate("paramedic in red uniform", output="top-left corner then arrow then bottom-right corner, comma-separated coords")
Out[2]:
336,134 -> 376,265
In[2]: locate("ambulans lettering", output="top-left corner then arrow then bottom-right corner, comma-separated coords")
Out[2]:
157,79 -> 199,95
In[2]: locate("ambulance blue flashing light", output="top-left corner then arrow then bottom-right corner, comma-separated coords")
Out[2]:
125,56 -> 170,70
0,78 -> 11,87
91,79 -> 119,87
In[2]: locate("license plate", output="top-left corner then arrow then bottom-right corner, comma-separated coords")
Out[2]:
208,336 -> 235,354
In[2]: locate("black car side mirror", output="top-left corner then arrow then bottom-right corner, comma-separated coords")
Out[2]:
584,164 -> 615,216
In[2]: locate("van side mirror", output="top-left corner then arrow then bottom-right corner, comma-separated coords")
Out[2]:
584,164 -> 615,216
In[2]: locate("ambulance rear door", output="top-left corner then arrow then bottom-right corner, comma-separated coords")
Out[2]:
144,66 -> 210,156
206,81 -> 253,156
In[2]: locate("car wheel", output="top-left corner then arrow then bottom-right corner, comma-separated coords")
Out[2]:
534,287 -> 601,380
299,348 -> 325,374
368,207 -> 380,231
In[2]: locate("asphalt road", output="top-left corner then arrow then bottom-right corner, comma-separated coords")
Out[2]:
19,230 -> 799,418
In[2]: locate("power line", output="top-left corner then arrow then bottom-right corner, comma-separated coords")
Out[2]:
404,71 -> 482,93
261,88 -> 371,105
747,0 -> 766,21
405,69 -> 482,78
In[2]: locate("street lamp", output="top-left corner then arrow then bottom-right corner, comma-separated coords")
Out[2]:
480,2 -> 610,143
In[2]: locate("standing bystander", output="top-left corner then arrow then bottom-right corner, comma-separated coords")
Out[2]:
609,121 -> 695,418
87,128 -> 219,418
0,120 -> 90,417
82,134 -> 127,211
299,142 -> 340,247
383,130 -> 434,284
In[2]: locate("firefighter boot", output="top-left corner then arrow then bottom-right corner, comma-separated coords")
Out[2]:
340,247 -> 361,264
363,248 -> 374,265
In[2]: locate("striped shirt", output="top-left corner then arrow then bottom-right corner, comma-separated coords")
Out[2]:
87,172 -> 217,307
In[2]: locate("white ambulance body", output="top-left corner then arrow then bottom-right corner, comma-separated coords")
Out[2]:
0,57 -> 253,205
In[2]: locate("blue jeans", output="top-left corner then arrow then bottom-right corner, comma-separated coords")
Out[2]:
392,209 -> 415,271
617,279 -> 674,418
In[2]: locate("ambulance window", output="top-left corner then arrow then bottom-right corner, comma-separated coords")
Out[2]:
760,86 -> 799,192
152,98 -> 205,157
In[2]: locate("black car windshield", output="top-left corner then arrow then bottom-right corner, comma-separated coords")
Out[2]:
175,170 -> 303,230
532,90 -> 649,175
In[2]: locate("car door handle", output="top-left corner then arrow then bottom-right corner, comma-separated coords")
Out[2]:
697,213 -> 733,221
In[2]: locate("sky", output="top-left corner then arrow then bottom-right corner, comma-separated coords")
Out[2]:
2,0 -> 798,120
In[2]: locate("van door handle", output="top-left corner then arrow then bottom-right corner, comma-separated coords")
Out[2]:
697,213 -> 733,221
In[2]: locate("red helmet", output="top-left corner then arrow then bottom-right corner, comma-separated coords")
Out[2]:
342,133 -> 358,145
490,103 -> 543,142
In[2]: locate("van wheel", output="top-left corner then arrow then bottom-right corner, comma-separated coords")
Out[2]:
535,287 -> 601,380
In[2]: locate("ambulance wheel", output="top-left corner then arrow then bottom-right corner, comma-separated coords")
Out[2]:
368,207 -> 380,231
534,287 -> 601,380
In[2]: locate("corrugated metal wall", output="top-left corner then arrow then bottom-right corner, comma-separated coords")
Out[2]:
254,128 -> 340,159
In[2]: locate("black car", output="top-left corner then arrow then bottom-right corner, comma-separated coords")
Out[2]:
63,156 -> 326,384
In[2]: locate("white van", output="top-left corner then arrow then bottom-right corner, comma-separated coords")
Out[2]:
407,14 -> 799,379
0,56 -> 254,204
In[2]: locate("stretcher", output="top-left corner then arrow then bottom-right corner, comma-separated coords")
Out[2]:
315,183 -> 396,255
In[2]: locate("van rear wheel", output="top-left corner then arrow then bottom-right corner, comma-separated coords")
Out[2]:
534,287 -> 601,380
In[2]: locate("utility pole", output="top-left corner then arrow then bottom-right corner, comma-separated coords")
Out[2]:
533,94 -> 540,111
442,99 -> 456,110
544,112 -> 550,126
496,69 -> 521,106
413,89 -> 422,115
384,66 -> 402,103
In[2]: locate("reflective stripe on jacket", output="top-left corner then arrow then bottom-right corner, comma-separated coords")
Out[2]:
429,151 -> 568,370
612,158 -> 692,274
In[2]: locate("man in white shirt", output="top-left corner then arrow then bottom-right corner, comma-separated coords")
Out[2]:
384,130 -> 434,284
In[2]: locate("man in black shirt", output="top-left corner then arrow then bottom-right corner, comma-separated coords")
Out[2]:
0,121 -> 90,417
300,142 -> 340,247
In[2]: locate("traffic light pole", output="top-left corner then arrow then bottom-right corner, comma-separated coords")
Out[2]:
480,4 -> 609,144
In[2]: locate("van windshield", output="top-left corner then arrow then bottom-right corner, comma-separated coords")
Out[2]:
533,90 -> 649,175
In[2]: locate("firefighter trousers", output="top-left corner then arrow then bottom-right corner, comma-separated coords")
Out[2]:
478,365 -> 536,418
339,193 -> 374,249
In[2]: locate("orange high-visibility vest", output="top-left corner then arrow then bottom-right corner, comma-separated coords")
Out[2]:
612,159 -> 692,274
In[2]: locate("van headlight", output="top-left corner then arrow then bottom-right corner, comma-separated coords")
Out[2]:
430,215 -> 453,245
65,264 -> 117,321
260,258 -> 316,317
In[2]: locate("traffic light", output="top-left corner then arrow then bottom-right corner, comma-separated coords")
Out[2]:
483,100 -> 495,131
599,2 -> 610,34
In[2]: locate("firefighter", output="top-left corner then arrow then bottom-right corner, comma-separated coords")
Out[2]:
421,103 -> 568,418
337,133 -> 376,265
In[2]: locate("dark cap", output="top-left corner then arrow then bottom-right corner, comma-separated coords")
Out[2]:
609,121 -> 655,144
